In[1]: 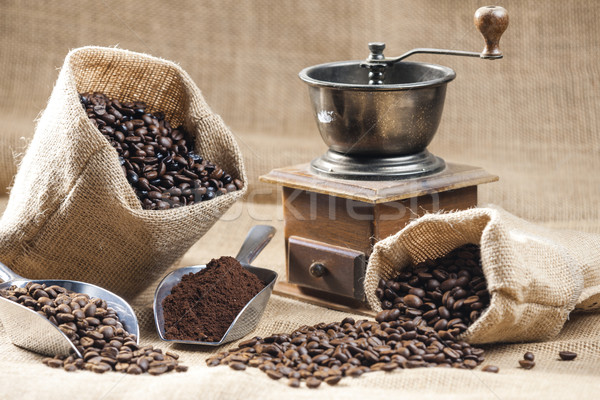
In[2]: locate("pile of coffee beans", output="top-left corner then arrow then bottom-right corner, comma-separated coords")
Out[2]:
80,92 -> 243,210
374,243 -> 488,336
207,244 -> 490,388
0,282 -> 187,375
208,316 -> 486,388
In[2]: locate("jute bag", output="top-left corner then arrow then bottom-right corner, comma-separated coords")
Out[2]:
0,46 -> 246,299
365,206 -> 600,344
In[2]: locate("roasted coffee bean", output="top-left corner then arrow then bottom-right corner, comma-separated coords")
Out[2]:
148,365 -> 169,375
80,93 -> 242,209
266,370 -> 283,380
519,360 -> 535,369
524,352 -> 535,361
306,377 -> 322,389
558,351 -> 577,361
127,364 -> 143,375
403,294 -> 423,308
175,365 -> 189,372
482,365 -> 499,373
324,375 -> 342,386
93,363 -> 111,374
47,359 -> 64,368
288,378 -> 301,388
230,362 -> 247,371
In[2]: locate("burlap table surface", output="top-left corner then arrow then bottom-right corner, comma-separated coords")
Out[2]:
1,0 -> 599,398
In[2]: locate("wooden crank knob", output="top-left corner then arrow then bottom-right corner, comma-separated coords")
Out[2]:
474,5 -> 509,59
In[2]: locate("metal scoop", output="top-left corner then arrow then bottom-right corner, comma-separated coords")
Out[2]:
0,263 -> 139,358
153,225 -> 277,346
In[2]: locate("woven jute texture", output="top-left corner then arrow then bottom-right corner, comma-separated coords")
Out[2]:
0,46 -> 247,299
365,206 -> 600,344
1,200 -> 600,399
0,0 -> 599,398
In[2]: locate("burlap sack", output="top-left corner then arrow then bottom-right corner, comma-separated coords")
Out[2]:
365,206 -> 600,344
0,46 -> 246,299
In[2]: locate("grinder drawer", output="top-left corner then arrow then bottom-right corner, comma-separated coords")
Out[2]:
287,236 -> 366,300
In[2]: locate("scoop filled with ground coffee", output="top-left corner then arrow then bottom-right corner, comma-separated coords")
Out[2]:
162,256 -> 267,342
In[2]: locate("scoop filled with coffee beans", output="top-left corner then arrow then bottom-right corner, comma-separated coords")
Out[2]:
0,279 -> 186,375
207,244 -> 491,388
80,92 -> 243,210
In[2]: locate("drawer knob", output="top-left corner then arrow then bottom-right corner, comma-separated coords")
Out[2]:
309,262 -> 327,278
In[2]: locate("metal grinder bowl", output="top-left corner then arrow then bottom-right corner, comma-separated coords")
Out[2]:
299,5 -> 508,180
299,61 -> 455,157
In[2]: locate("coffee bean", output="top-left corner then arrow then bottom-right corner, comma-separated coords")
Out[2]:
230,362 -> 247,371
482,365 -> 499,373
175,365 -> 189,372
524,352 -> 535,361
519,360 -> 535,369
288,378 -> 300,388
404,294 -> 423,308
266,370 -> 283,380
324,375 -> 342,385
306,377 -> 322,389
148,365 -> 169,375
127,364 -> 143,375
47,359 -> 64,368
381,362 -> 399,372
93,363 -> 111,374
558,351 -> 577,361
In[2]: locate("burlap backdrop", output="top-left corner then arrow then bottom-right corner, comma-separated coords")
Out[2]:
0,1 -> 599,399
365,206 -> 600,344
0,46 -> 246,298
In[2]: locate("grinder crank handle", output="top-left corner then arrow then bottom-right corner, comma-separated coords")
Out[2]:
474,5 -> 509,59
363,5 -> 509,68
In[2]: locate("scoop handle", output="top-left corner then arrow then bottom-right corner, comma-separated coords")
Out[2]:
0,261 -> 25,283
235,225 -> 276,265
474,5 -> 509,59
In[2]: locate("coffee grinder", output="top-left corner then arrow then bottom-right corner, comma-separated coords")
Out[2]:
261,6 -> 508,312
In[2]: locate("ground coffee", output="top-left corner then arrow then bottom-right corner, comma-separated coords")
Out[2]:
80,92 -> 243,210
162,256 -> 266,342
0,282 -> 186,375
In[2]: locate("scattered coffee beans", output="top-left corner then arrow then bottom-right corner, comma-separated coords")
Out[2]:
482,365 -> 499,373
207,315 -> 486,388
0,282 -> 186,375
162,256 -> 266,342
524,351 -> 535,361
80,92 -> 243,210
559,351 -> 577,361
207,244 -> 490,388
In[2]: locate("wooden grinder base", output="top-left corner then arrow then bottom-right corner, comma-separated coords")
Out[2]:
260,162 -> 497,313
